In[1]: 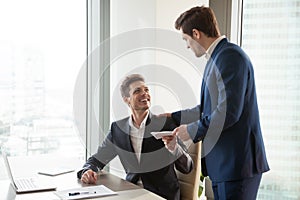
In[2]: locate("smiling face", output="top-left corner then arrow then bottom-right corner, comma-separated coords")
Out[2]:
124,80 -> 151,112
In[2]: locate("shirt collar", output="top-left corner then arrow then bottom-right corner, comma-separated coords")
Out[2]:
129,111 -> 149,129
205,35 -> 226,59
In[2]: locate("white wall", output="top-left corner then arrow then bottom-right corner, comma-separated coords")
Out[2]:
156,0 -> 208,30
109,0 -> 208,179
154,0 -> 208,114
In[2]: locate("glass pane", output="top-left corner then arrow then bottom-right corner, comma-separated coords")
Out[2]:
0,0 -> 86,179
109,0 -> 205,178
242,0 -> 300,199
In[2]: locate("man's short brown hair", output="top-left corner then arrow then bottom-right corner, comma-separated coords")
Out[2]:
120,74 -> 145,97
175,6 -> 220,38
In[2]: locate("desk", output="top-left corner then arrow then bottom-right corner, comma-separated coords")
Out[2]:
0,155 -> 165,200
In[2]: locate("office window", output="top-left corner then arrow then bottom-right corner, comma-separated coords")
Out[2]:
242,0 -> 300,199
108,0 -> 205,178
0,0 -> 86,178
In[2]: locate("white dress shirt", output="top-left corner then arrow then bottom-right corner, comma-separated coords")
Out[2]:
129,112 -> 192,170
128,112 -> 149,163
205,35 -> 226,59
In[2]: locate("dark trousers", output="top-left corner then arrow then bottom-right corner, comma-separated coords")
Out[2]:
212,174 -> 262,200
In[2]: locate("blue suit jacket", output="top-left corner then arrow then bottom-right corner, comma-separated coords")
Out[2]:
172,38 -> 269,182
77,113 -> 193,200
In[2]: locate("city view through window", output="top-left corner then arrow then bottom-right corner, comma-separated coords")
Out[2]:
0,0 -> 86,179
242,0 -> 300,199
1,0 -> 300,198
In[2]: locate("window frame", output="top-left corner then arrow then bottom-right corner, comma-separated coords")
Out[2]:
86,0 -> 111,158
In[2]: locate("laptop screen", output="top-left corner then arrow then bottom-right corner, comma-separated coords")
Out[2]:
2,153 -> 18,189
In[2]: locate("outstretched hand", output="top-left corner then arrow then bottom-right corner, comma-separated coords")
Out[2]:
162,133 -> 177,151
158,113 -> 172,118
173,125 -> 191,141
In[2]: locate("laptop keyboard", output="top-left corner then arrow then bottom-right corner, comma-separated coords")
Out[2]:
15,178 -> 38,190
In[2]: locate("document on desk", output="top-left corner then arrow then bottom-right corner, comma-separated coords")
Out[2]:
54,185 -> 117,200
38,167 -> 74,176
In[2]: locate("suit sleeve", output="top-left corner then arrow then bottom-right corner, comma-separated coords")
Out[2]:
77,129 -> 118,179
162,116 -> 193,173
172,105 -> 201,125
215,47 -> 249,129
173,139 -> 193,174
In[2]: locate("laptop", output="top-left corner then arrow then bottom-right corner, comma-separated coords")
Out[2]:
3,154 -> 57,194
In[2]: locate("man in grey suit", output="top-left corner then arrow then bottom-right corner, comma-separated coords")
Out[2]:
168,6 -> 269,199
77,74 -> 193,200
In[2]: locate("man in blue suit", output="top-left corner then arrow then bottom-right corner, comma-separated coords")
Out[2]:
77,74 -> 193,200
170,6 -> 270,199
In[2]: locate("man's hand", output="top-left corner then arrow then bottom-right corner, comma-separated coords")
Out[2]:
158,113 -> 172,118
162,134 -> 177,151
81,169 -> 98,184
173,125 -> 191,141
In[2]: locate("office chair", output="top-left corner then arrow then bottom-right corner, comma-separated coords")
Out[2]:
176,142 -> 202,200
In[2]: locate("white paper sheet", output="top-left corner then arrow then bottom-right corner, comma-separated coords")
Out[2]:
54,185 -> 117,200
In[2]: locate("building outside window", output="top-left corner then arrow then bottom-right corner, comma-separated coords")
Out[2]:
242,0 -> 300,199
0,0 -> 86,179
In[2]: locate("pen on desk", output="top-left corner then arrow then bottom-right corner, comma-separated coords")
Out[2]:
68,191 -> 90,196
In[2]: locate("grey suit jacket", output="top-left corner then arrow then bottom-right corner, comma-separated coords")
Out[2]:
77,113 -> 193,200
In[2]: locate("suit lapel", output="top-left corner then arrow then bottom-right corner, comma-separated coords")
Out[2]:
200,59 -> 212,113
141,114 -> 152,157
120,118 -> 134,151
119,118 -> 140,166
200,38 -> 228,112
141,114 -> 166,157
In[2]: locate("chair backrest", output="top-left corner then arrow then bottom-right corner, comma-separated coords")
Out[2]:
176,141 -> 201,200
